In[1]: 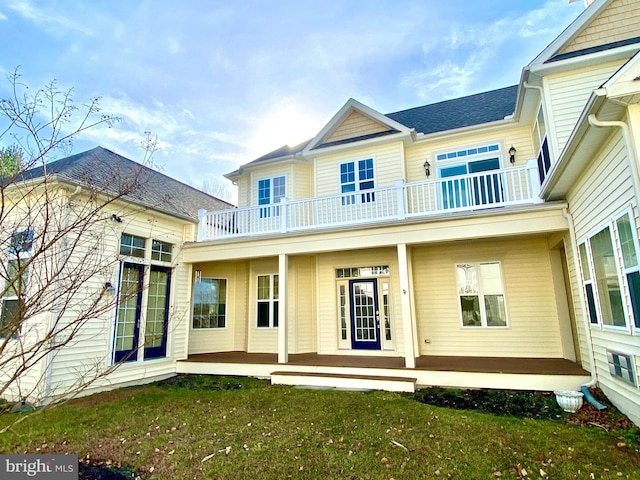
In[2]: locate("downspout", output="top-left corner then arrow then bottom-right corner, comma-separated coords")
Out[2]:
41,186 -> 82,402
562,207 -> 606,409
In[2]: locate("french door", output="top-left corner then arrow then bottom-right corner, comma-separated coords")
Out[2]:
440,157 -> 503,209
349,279 -> 381,350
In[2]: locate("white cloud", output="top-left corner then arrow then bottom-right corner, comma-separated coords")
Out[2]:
5,0 -> 94,35
0,11 -> 7,20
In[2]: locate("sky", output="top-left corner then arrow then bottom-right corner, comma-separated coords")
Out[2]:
0,0 -> 586,202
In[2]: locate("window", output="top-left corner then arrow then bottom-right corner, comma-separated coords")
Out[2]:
436,144 -> 503,208
257,274 -> 278,328
1,229 -> 33,339
113,233 -> 172,362
340,159 -> 375,205
579,243 -> 599,325
533,106 -> 551,184
258,176 -> 286,217
607,350 -> 636,386
457,262 -> 507,327
617,214 -> 640,329
151,240 -> 173,262
120,234 -> 145,258
192,278 -> 227,329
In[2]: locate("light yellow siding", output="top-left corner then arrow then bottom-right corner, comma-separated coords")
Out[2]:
545,61 -> 624,156
565,125 -> 640,425
559,0 -> 640,55
314,142 -> 404,197
236,176 -> 250,208
404,125 -> 534,184
289,256 -> 316,353
188,261 -> 248,354
316,248 -> 402,355
325,110 -> 390,144
412,237 -> 566,358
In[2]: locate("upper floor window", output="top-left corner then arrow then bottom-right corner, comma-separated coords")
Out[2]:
151,240 -> 173,262
533,106 -> 551,184
456,262 -> 507,327
436,144 -> 503,209
120,233 -> 145,258
258,176 -> 286,217
9,229 -> 34,256
340,158 -> 375,205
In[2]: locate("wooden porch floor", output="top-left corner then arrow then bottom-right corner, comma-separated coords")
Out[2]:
183,352 -> 589,376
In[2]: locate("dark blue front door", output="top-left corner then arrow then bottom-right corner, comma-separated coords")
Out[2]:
349,279 -> 381,350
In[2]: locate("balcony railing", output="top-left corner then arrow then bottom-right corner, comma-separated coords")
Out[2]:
197,160 -> 542,242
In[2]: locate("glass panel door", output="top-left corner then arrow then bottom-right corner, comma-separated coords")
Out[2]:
114,263 -> 143,362
468,158 -> 502,205
440,164 -> 468,209
349,279 -> 381,350
144,266 -> 171,359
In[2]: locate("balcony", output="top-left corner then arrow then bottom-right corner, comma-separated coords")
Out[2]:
197,161 -> 542,242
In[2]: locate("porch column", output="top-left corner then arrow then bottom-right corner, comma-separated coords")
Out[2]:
278,253 -> 288,364
397,243 -> 416,368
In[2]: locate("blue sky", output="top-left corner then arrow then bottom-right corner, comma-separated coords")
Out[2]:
0,0 -> 585,201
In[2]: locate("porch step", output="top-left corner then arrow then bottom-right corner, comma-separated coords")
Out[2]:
270,371 -> 417,393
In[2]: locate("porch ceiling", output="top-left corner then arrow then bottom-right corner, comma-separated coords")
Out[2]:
182,352 -> 588,376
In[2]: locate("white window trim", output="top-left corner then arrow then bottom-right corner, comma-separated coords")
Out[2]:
191,277 -> 228,330
336,280 -> 350,349
435,143 -> 502,166
456,261 -> 509,329
256,273 -> 279,329
339,158 -> 376,194
580,210 -> 638,334
256,175 -> 287,205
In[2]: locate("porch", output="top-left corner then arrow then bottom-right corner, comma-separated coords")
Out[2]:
197,161 -> 542,242
177,352 -> 591,393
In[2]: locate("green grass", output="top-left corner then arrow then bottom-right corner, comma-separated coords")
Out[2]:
1,377 -> 638,479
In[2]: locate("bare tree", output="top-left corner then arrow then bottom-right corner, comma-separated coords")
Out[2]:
198,177 -> 233,202
0,67 -> 166,429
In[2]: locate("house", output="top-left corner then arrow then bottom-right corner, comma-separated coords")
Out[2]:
177,0 -> 640,425
0,146 -> 231,403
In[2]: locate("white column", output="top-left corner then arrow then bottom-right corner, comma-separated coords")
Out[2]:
397,243 -> 416,369
278,253 -> 288,364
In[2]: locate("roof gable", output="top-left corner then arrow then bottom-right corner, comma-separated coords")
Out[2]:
18,146 -> 232,221
303,98 -> 411,153
557,0 -> 640,59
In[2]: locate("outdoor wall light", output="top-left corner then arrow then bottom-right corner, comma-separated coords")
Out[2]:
111,213 -> 123,223
509,145 -> 517,164
104,282 -> 116,293
423,160 -> 431,177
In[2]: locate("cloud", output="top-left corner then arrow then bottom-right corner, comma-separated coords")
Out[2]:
401,0 -> 580,101
0,11 -> 7,20
5,0 -> 94,35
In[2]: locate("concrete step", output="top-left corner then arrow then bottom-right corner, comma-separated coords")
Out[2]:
270,371 -> 417,393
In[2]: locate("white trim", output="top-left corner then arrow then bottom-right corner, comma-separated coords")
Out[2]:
190,277 -> 229,330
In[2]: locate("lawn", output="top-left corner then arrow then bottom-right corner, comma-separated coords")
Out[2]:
0,376 -> 638,479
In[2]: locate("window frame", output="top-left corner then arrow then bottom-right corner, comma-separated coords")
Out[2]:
256,273 -> 279,329
1,228 -> 34,339
456,261 -> 508,328
340,158 -> 375,205
192,277 -> 227,330
257,175 -> 287,218
578,210 -> 640,334
607,350 -> 637,386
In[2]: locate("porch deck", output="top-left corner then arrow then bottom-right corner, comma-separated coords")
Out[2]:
181,352 -> 587,375
178,352 -> 590,392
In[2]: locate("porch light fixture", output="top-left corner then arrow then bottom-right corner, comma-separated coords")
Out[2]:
104,282 -> 116,293
508,145 -> 517,164
423,160 -> 431,177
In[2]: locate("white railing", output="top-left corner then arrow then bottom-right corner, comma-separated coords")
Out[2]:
198,161 -> 542,241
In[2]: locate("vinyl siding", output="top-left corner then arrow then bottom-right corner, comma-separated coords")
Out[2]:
236,176 -> 250,208
565,126 -> 640,425
412,237 -> 566,358
325,110 -> 391,144
545,61 -> 624,156
46,199 -> 192,399
188,261 -> 248,354
316,248 -> 403,356
559,0 -> 640,55
314,141 -> 404,197
404,125 -> 534,184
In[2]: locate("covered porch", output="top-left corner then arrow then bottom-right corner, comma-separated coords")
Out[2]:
177,352 -> 591,393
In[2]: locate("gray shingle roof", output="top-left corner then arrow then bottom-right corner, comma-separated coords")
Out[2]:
230,85 -> 519,172
386,85 -> 518,135
18,146 -> 233,221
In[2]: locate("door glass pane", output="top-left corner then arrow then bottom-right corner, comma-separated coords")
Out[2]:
440,164 -> 468,209
145,269 -> 168,349
352,281 -> 377,342
115,264 -> 141,359
591,227 -> 626,327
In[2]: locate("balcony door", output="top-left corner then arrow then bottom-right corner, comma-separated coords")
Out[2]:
440,157 -> 502,209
